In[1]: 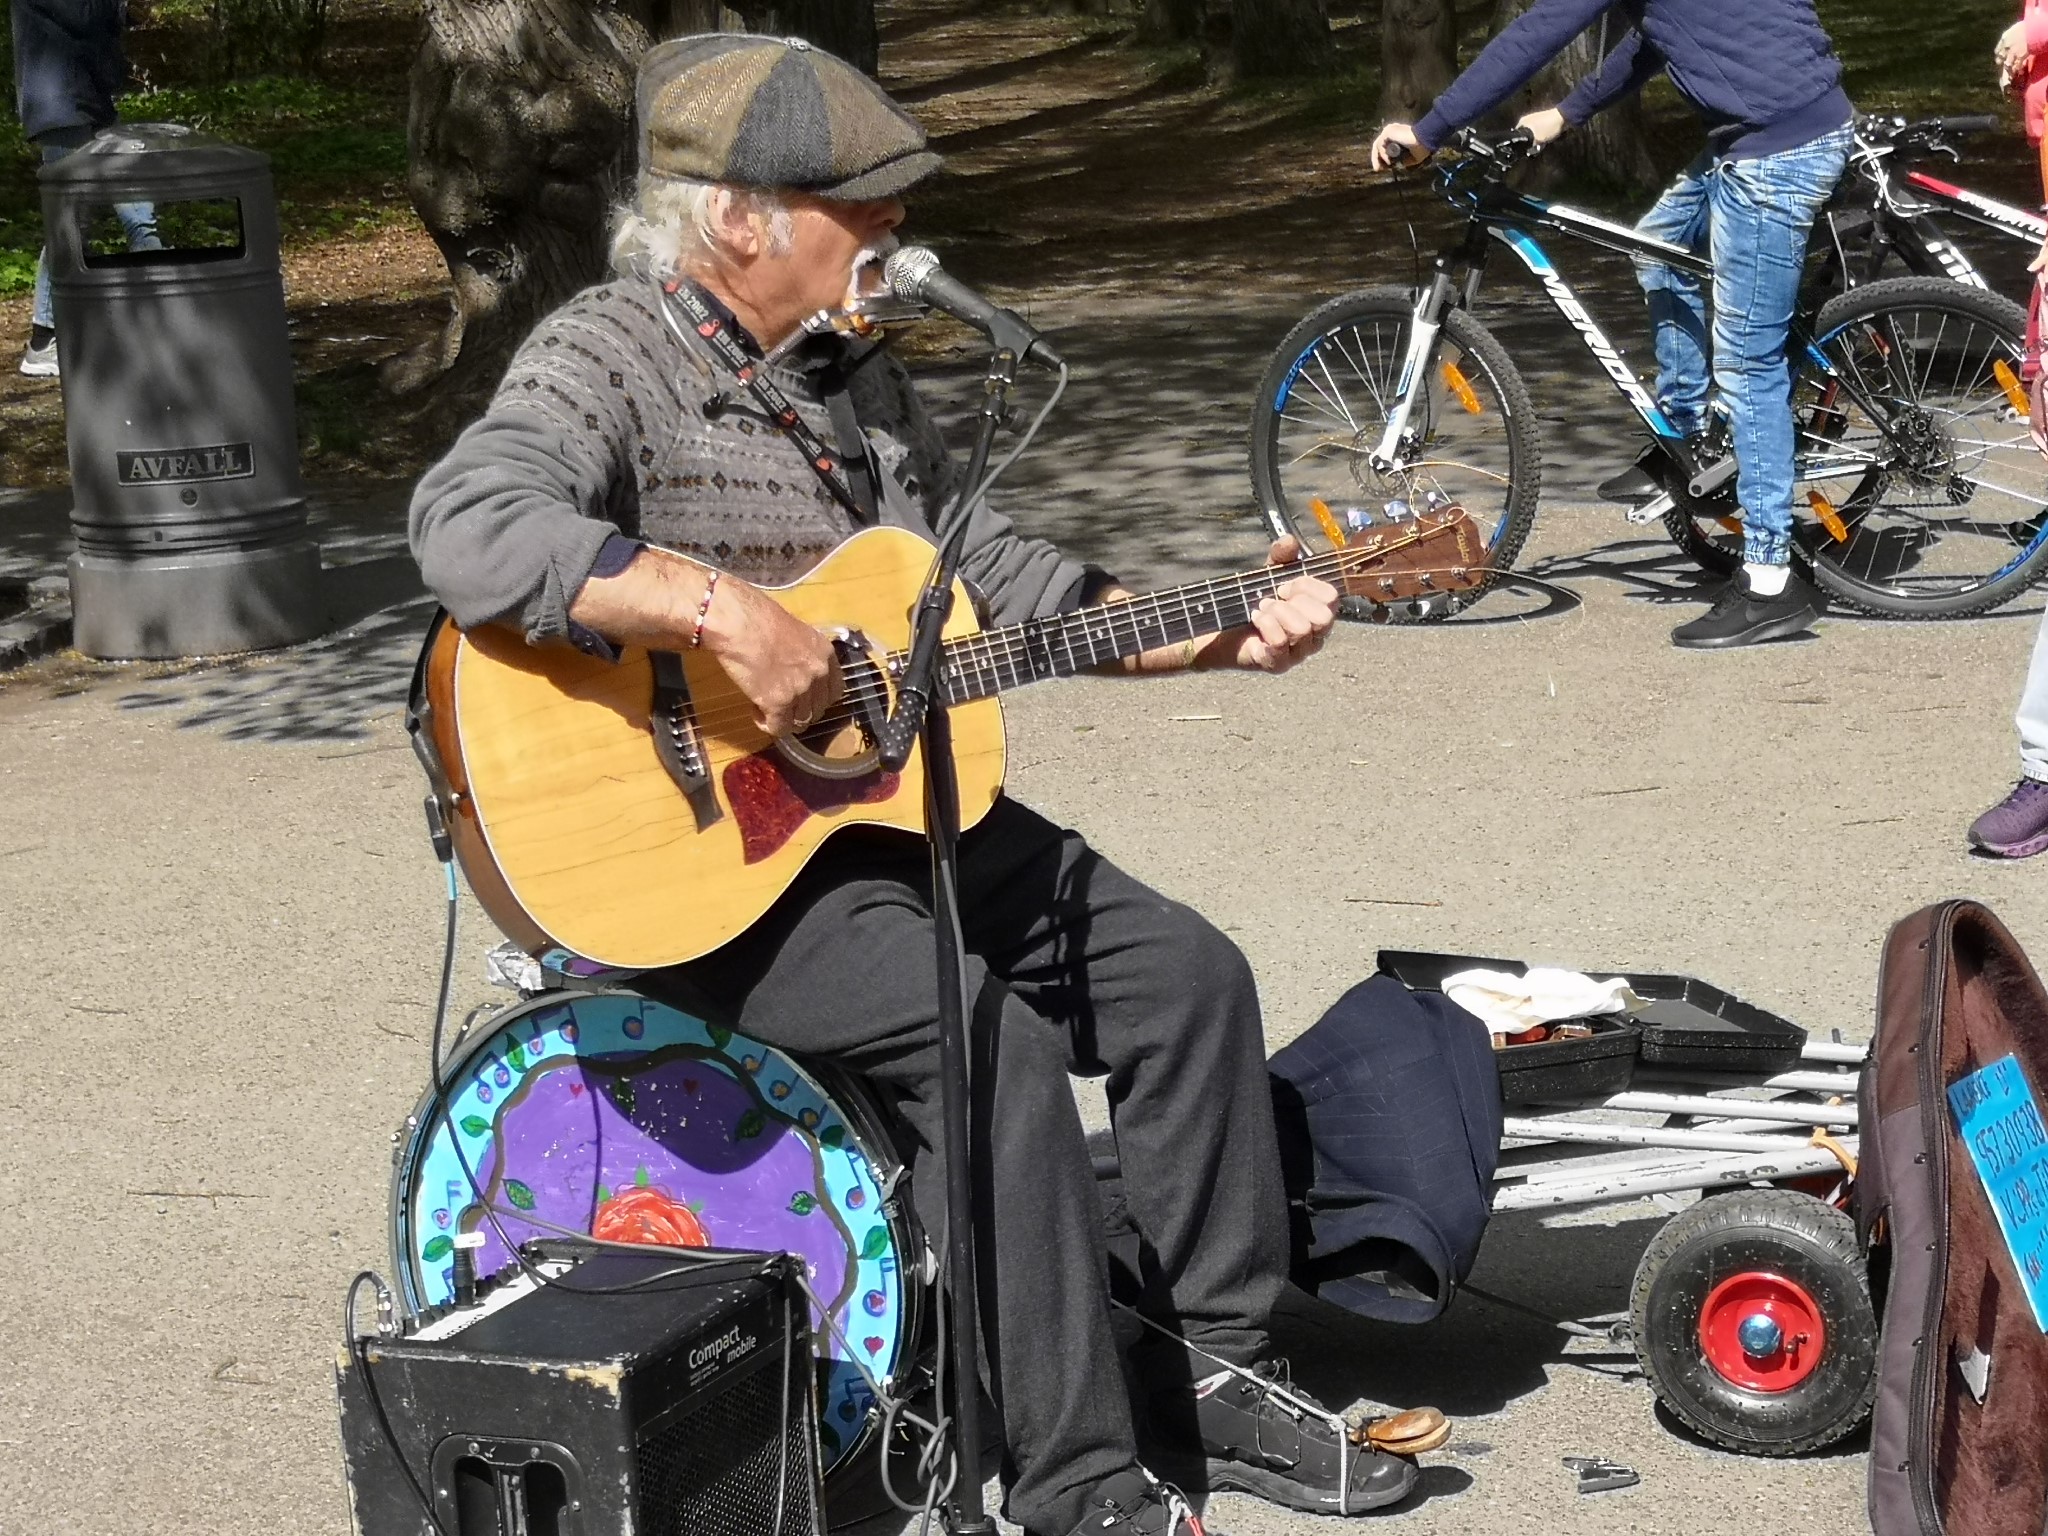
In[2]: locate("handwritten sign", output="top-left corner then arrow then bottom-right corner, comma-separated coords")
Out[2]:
1948,1053 -> 2048,1332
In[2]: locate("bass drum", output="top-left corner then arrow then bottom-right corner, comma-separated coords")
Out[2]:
389,988 -> 928,1484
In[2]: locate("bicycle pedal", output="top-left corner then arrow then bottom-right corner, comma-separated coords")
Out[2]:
1624,492 -> 1674,526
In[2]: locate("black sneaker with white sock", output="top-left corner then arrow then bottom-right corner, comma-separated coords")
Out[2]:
1670,565 -> 1823,649
1149,1361 -> 1416,1516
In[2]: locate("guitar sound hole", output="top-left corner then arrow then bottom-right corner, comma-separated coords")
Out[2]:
777,716 -> 881,781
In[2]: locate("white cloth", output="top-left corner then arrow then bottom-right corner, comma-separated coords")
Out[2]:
1441,966 -> 1645,1037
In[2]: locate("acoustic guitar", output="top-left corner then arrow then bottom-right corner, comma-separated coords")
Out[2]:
411,508 -> 1484,969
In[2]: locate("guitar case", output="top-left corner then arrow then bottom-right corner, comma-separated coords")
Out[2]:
1859,901 -> 2048,1535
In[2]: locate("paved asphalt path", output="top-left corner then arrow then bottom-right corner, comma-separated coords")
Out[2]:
7,288 -> 2048,1536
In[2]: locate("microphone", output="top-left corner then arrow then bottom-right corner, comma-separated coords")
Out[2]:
883,246 -> 1066,371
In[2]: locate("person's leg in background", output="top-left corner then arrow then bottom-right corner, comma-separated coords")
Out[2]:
1970,609 -> 2048,855
21,126 -> 94,378
1636,155 -> 1715,438
1599,158 -> 1713,503
1673,125 -> 1852,649
114,197 -> 162,252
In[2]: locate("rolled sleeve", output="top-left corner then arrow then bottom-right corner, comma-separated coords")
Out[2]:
407,405 -> 624,643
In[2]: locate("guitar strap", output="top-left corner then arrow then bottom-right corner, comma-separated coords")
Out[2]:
660,278 -> 883,525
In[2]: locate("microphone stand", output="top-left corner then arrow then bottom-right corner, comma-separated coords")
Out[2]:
873,340 -> 1023,1536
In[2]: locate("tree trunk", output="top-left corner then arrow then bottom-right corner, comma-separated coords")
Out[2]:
1487,0 -> 1656,192
1229,0 -> 1332,78
1139,0 -> 1205,44
389,0 -> 877,407
1377,0 -> 1456,125
726,0 -> 878,72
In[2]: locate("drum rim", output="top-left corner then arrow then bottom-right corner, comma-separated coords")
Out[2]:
385,985 -> 928,1476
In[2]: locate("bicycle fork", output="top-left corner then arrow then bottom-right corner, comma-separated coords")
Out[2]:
1366,273 -> 1460,474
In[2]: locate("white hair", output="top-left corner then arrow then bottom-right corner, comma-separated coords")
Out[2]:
611,176 -> 796,279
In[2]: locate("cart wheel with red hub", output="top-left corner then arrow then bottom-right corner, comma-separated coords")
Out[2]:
1628,1187 -> 1877,1456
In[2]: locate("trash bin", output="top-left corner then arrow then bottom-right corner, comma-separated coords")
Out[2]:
41,122 -> 325,659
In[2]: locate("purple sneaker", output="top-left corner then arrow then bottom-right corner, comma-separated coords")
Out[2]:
1969,778 -> 2048,857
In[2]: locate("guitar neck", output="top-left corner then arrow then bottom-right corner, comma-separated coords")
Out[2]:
933,544 -> 1382,705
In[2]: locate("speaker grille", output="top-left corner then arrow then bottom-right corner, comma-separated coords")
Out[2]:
635,1350 -> 817,1536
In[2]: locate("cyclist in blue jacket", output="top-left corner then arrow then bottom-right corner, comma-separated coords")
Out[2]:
1372,0 -> 1855,649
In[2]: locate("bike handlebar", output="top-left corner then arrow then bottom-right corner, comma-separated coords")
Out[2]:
1857,112 -> 2002,155
1444,126 -> 1540,164
1426,126 -> 1541,201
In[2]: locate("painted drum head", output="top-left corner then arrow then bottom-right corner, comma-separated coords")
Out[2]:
391,990 -> 922,1475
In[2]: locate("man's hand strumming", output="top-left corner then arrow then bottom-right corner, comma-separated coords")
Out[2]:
697,580 -> 844,739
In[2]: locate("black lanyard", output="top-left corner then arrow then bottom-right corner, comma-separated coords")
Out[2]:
661,279 -> 878,523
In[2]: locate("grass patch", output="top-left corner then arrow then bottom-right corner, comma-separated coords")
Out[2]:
1822,0 -> 2021,119
1,71 -> 406,299
297,363 -> 372,460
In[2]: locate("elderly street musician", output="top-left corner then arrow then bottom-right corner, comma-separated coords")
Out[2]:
409,34 -> 1416,1536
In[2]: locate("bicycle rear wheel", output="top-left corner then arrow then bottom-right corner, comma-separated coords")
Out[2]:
1798,277 -> 2046,618
1249,289 -> 1540,618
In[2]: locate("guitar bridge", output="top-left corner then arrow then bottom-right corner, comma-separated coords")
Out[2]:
649,651 -> 723,833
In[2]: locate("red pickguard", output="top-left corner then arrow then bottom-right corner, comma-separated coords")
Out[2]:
722,751 -> 900,865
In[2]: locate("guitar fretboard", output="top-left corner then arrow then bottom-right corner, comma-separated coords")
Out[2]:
922,556 -> 1358,704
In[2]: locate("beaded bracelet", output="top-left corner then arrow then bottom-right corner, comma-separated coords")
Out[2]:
689,569 -> 721,649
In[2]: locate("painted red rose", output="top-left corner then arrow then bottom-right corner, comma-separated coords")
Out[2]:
591,1185 -> 709,1248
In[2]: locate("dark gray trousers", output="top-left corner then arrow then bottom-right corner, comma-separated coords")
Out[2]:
650,797 -> 1289,1535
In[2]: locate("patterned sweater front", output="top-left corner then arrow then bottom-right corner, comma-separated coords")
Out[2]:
409,275 -> 1099,644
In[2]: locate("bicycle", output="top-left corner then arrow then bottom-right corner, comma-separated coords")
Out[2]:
1250,128 -> 2046,620
1816,114 -> 2043,294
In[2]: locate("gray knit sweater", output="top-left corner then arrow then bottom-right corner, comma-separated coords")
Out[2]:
409,275 -> 1099,644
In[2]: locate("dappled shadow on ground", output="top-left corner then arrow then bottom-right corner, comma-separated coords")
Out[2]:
893,32 -> 1124,106
1528,536 -> 1723,608
1,478 -> 430,743
1275,1206 -> 1662,1422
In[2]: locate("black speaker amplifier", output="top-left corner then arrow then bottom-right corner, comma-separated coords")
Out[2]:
335,1245 -> 824,1536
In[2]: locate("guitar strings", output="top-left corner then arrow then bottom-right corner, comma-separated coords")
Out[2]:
657,539 -> 1487,742
667,548 -> 1489,743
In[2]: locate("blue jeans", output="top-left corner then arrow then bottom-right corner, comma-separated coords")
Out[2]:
1632,125 -> 1853,568
31,133 -> 161,332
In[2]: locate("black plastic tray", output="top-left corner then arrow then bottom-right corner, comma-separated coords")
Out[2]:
1375,950 -> 1639,1106
1622,973 -> 1807,1075
1376,949 -> 1806,1081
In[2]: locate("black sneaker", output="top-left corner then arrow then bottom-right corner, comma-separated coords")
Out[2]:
1596,444 -> 1665,504
1152,1361 -> 1416,1516
1670,567 -> 1823,649
1047,1468 -> 1216,1536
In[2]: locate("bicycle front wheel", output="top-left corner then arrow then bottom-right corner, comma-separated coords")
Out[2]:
1797,276 -> 2047,618
1249,289 -> 1540,617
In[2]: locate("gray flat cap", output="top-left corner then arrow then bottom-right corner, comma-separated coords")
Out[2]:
638,34 -> 942,200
